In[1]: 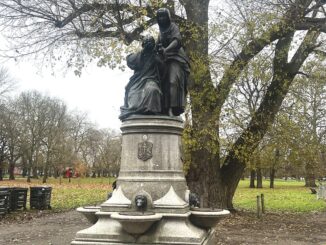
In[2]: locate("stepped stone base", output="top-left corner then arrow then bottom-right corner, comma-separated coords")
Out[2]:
72,215 -> 215,245
71,116 -> 220,245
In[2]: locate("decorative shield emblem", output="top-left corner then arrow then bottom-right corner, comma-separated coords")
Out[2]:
138,135 -> 153,161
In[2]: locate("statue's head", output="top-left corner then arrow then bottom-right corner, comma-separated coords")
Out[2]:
142,35 -> 155,51
156,8 -> 171,28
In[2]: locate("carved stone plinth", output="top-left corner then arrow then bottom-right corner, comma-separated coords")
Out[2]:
71,116 -> 226,245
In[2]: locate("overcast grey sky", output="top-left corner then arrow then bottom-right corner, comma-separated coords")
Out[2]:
1,39 -> 131,130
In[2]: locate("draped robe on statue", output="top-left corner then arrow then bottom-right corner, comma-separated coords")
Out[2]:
119,51 -> 163,120
157,22 -> 190,116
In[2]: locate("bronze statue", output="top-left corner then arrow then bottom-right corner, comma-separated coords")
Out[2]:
120,9 -> 190,119
119,36 -> 163,120
156,8 -> 190,116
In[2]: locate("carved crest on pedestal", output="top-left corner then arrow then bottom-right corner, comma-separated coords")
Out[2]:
138,135 -> 153,161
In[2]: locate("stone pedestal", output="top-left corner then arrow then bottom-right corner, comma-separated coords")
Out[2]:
71,116 -> 226,245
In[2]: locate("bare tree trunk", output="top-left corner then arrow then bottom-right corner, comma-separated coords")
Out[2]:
9,161 -> 15,180
185,0 -> 221,208
270,167 -> 276,188
22,156 -> 27,177
27,168 -> 31,182
54,169 -> 59,178
47,167 -> 52,177
42,164 -> 49,183
0,167 -> 3,181
22,167 -> 27,177
305,163 -> 317,187
27,157 -> 33,182
270,149 -> 278,188
222,156 -> 246,211
187,149 -> 223,208
305,176 -> 317,187
0,144 -> 6,181
249,169 -> 256,188
42,153 -> 50,183
257,168 -> 263,188
0,154 -> 5,181
32,167 -> 39,179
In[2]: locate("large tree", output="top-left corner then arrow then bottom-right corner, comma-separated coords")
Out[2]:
41,98 -> 68,183
17,91 -> 52,182
0,0 -> 325,208
0,67 -> 17,180
0,104 -> 8,181
3,99 -> 22,180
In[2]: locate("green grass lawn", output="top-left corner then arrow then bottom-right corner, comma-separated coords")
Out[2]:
1,177 -> 325,213
234,179 -> 326,213
1,177 -> 115,211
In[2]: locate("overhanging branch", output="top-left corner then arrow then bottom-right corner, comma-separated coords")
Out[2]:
75,18 -> 156,45
215,6 -> 326,112
55,3 -> 155,28
221,29 -> 321,184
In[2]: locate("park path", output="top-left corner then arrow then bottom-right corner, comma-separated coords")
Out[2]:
214,211 -> 326,245
0,210 -> 89,245
1,210 -> 326,244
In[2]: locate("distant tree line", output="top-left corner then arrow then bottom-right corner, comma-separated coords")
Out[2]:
0,69 -> 121,183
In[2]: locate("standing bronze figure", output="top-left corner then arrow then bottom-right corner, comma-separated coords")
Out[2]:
156,8 -> 190,116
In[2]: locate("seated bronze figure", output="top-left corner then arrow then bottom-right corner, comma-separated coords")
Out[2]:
119,36 -> 163,120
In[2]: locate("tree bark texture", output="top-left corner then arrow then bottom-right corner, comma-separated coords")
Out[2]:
32,167 -> 38,179
0,145 -> 5,181
249,170 -> 256,188
270,167 -> 276,188
9,161 -> 15,180
42,165 -> 49,183
184,0 -> 225,209
42,152 -> 51,183
305,162 -> 317,187
257,168 -> 263,188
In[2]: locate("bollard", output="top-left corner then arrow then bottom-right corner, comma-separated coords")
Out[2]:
256,195 -> 262,218
261,194 -> 265,214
